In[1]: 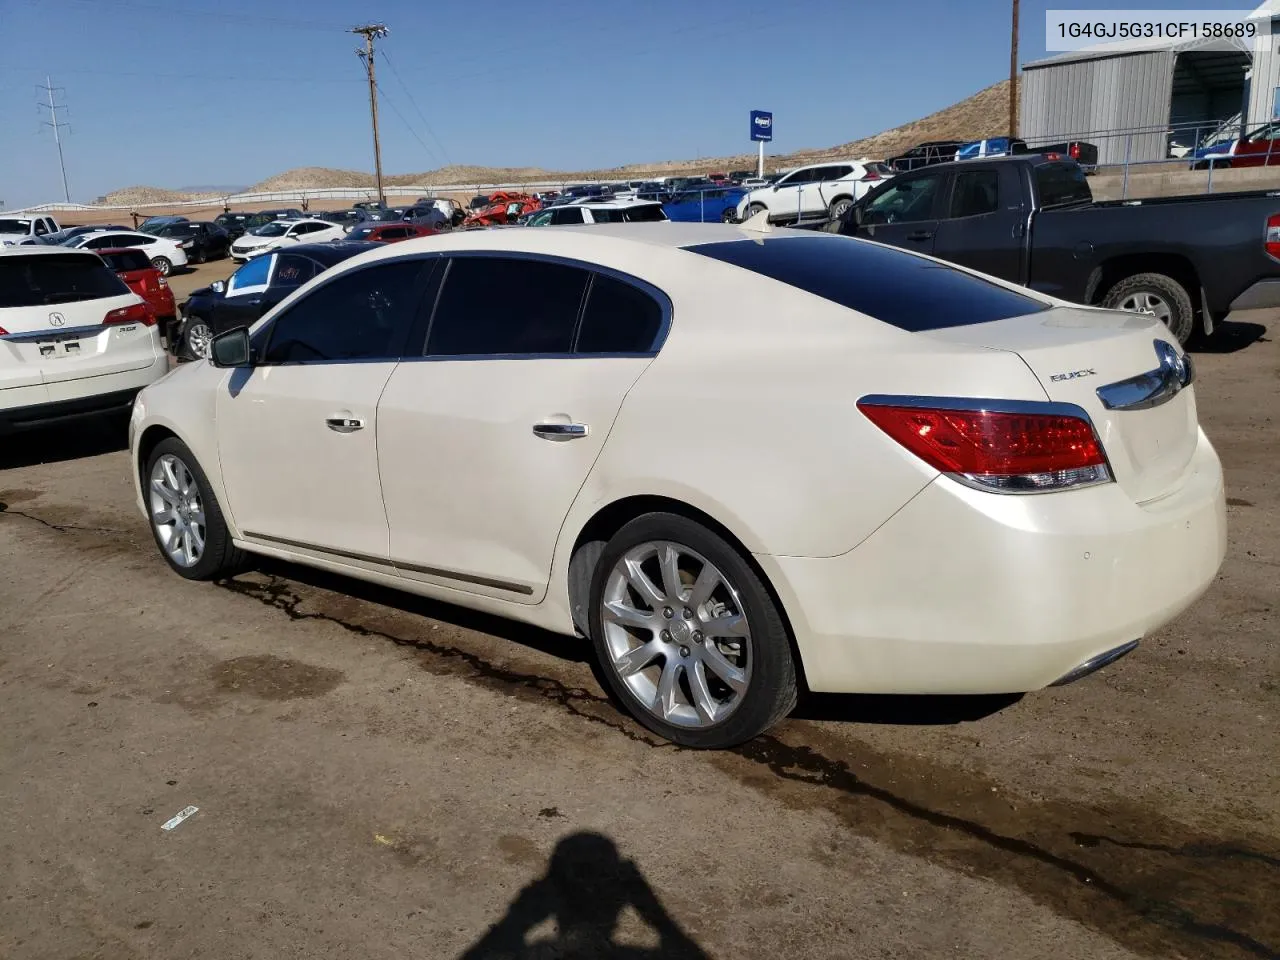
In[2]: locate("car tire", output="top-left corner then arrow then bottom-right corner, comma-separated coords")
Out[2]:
746,203 -> 768,220
828,196 -> 854,220
151,256 -> 172,277
1102,272 -> 1196,345
588,512 -> 798,748
190,248 -> 205,265
181,318 -> 214,361
144,437 -> 246,581
720,208 -> 738,223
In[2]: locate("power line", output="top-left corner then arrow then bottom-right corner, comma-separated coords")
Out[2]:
379,49 -> 452,168
353,23 -> 389,206
37,77 -> 71,203
374,80 -> 442,169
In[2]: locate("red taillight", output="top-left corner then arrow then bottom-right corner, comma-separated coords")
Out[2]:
1265,214 -> 1280,262
0,325 -> 8,335
104,302 -> 156,327
1069,142 -> 1081,159
861,170 -> 880,181
1043,152 -> 1062,161
857,400 -> 1111,493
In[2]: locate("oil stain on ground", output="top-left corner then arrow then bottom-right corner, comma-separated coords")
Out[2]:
210,654 -> 345,701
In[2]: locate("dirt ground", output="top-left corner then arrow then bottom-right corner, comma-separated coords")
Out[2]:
0,282 -> 1276,960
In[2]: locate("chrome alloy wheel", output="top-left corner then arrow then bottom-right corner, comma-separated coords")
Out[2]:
185,320 -> 213,360
1119,291 -> 1172,324
600,541 -> 752,728
149,454 -> 206,568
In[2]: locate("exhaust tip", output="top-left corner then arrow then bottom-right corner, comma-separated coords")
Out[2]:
1050,640 -> 1140,687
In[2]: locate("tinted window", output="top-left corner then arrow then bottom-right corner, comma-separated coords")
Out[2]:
687,236 -> 1048,331
949,171 -> 1000,218
1034,163 -> 1091,207
589,208 -> 624,223
0,254 -> 129,308
229,255 -> 272,291
863,174 -> 942,224
100,249 -> 151,272
123,234 -> 154,246
551,208 -> 585,225
263,260 -> 425,363
272,255 -> 319,289
576,274 -> 664,354
427,257 -> 588,356
624,204 -> 667,223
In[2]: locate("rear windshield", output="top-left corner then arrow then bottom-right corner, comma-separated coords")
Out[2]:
0,254 -> 130,308
1034,162 -> 1091,207
100,249 -> 151,272
687,236 -> 1048,330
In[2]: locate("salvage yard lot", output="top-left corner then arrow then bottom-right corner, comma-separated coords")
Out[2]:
0,310 -> 1276,959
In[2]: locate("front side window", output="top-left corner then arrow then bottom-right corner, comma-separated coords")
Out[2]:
263,260 -> 426,363
576,274 -> 664,354
862,174 -> 942,224
528,211 -> 553,227
949,171 -> 1000,218
228,255 -> 273,293
426,257 -> 589,357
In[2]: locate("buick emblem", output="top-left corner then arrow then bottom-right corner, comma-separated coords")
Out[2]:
48,312 -> 66,327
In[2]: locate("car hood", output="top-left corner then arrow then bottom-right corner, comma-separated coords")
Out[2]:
232,234 -> 279,248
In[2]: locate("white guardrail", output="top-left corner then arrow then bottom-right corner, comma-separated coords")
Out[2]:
6,182 -> 605,215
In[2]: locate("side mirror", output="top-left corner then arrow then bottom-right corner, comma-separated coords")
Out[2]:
211,280 -> 226,295
771,184 -> 779,191
210,327 -> 251,368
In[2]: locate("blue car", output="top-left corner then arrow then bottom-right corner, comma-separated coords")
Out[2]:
662,186 -> 747,223
955,137 -> 1028,161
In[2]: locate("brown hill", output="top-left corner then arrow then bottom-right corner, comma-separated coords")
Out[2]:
101,79 -> 1013,203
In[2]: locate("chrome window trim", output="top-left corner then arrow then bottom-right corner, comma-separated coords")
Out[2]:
1,323 -> 110,342
1095,339 -> 1195,412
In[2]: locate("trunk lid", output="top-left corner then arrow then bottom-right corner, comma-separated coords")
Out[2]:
924,306 -> 1198,503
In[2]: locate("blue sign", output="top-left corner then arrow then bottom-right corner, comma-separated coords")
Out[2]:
750,110 -> 773,142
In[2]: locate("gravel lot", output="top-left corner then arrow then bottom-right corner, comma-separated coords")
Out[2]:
1,275 -> 1276,960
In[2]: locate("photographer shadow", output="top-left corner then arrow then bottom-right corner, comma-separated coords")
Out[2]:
459,832 -> 710,960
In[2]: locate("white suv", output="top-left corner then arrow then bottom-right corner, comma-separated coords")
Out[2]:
0,247 -> 168,433
525,200 -> 668,226
736,160 -> 894,224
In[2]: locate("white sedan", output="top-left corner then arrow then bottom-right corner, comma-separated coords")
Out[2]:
67,230 -> 189,276
128,223 -> 1226,748
229,218 -> 346,261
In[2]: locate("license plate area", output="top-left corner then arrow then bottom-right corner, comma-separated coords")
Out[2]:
35,333 -> 86,359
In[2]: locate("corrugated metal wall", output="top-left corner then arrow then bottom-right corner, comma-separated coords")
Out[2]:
1246,19 -> 1280,126
1021,51 -> 1175,163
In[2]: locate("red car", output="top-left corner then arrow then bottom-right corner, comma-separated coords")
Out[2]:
345,222 -> 439,243
99,247 -> 177,342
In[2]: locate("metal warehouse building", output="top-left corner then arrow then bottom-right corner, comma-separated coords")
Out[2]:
1020,1 -> 1280,164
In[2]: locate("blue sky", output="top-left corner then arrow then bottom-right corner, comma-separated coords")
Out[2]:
0,0 -> 1256,207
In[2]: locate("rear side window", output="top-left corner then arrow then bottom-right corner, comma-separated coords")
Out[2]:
0,254 -> 129,308
100,250 -> 150,272
577,275 -> 664,354
687,236 -> 1048,331
949,171 -> 1000,218
272,255 -> 320,289
1034,162 -> 1091,207
427,257 -> 589,356
262,260 -> 425,363
551,208 -> 586,225
623,204 -> 667,222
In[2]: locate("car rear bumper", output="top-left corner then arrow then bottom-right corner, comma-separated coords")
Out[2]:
757,428 -> 1226,695
0,356 -> 169,434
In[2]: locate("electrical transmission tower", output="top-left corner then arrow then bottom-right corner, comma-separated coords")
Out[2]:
38,77 -> 71,203
352,23 -> 389,206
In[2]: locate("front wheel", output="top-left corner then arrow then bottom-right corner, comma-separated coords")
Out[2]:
745,203 -> 768,221
145,438 -> 246,580
181,318 -> 214,360
828,196 -> 854,220
1102,272 -> 1195,344
588,512 -> 798,748
151,256 -> 172,277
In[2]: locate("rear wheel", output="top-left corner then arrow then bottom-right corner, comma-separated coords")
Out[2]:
720,208 -> 738,223
588,512 -> 798,748
145,438 -> 245,580
151,256 -> 172,277
1102,272 -> 1195,344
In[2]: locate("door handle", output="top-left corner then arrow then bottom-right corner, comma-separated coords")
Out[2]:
326,416 -> 365,433
907,230 -> 934,241
532,422 -> 588,441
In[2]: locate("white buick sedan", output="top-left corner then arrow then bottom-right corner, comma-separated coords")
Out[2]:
129,223 -> 1226,747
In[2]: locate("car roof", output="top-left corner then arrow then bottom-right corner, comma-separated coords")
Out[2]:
284,241 -> 381,263
578,199 -> 663,209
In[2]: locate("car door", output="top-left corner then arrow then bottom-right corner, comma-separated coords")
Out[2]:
215,257 -> 435,561
208,254 -> 274,334
812,165 -> 854,216
767,168 -> 813,218
851,171 -> 945,255
929,166 -> 1024,282
377,255 -> 666,602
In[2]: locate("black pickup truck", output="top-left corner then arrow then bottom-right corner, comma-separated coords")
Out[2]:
829,155 -> 1280,342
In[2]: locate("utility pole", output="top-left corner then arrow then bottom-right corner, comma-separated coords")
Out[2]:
38,77 -> 71,203
352,23 -> 389,206
1008,0 -> 1020,137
